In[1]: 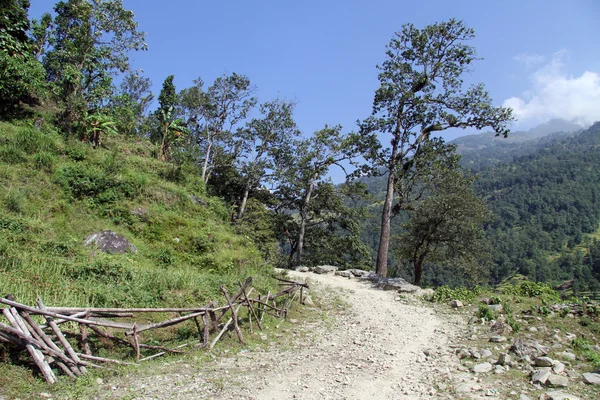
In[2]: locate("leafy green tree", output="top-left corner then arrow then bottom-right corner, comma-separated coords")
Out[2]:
358,19 -> 513,276
297,182 -> 372,270
178,74 -> 256,183
275,126 -> 356,266
0,0 -> 46,116
152,76 -> 189,161
110,70 -> 153,136
42,0 -> 146,133
236,99 -> 300,219
395,163 -> 492,285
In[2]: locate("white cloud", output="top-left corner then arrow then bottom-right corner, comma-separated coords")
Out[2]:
504,50 -> 600,127
514,52 -> 546,69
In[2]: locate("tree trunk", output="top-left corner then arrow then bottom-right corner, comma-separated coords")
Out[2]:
237,186 -> 250,220
202,139 -> 213,183
296,176 -> 317,267
376,171 -> 395,277
413,254 -> 426,286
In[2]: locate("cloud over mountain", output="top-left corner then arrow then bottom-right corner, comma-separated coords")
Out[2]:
504,50 -> 600,127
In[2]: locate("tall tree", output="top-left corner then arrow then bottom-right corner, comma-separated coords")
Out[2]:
154,76 -> 188,161
0,0 -> 46,116
359,19 -> 513,277
110,69 -> 153,136
236,99 -> 300,219
42,0 -> 146,133
275,125 -> 355,266
396,161 -> 492,285
178,73 -> 256,183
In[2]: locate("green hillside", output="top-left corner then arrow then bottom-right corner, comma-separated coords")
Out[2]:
0,121 -> 274,308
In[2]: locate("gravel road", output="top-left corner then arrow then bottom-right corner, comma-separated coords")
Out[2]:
104,270 -> 462,400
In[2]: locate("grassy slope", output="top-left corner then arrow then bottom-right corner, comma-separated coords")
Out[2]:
0,121 -> 275,308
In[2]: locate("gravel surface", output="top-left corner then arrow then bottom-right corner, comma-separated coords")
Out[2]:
103,271 -> 463,400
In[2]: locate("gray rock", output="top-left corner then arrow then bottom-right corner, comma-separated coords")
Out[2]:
360,271 -> 379,280
489,335 -> 507,343
546,374 -> 569,388
494,365 -> 506,374
84,231 -> 137,254
130,207 -> 148,217
335,270 -> 353,278
534,356 -> 554,367
552,361 -> 565,374
396,283 -> 421,293
450,299 -> 464,308
473,362 -> 493,373
545,391 -> 581,400
558,351 -> 576,361
490,321 -> 513,335
295,266 -> 309,272
532,368 -> 552,384
313,265 -> 338,274
582,372 -> 600,385
519,395 -> 531,400
345,269 -> 367,277
489,304 -> 503,312
510,338 -> 549,358
479,349 -> 493,359
189,195 -> 208,206
301,293 -> 314,306
456,383 -> 474,393
374,277 -> 411,291
497,353 -> 512,366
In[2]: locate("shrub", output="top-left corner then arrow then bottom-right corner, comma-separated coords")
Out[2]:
3,189 -> 26,214
431,285 -> 482,303
32,151 -> 56,172
502,281 -> 560,303
477,305 -> 495,321
0,145 -> 27,164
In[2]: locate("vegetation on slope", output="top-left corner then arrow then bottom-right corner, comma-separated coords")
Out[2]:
0,121 -> 274,308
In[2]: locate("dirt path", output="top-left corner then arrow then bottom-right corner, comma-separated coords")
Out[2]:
105,271 -> 463,400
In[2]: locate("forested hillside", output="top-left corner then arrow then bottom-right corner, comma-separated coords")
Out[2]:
480,122 -> 600,290
357,121 -> 600,291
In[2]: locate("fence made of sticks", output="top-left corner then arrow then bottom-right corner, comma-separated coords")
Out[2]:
0,276 -> 309,384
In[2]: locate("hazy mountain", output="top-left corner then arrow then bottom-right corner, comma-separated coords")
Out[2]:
453,119 -> 583,170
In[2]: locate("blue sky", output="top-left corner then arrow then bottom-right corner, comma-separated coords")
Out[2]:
29,0 -> 600,141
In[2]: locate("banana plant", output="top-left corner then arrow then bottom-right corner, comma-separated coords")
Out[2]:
83,113 -> 118,148
158,106 -> 190,161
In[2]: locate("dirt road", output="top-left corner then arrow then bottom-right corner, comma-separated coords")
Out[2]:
106,271 -> 462,400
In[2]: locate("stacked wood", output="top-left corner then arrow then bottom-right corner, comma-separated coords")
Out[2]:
0,276 -> 307,383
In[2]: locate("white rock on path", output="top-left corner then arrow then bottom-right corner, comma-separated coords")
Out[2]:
473,362 -> 493,373
582,372 -> 600,385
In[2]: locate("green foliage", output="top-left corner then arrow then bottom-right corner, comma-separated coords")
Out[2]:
42,0 -> 147,132
572,337 -> 600,368
430,285 -> 482,303
0,121 -> 271,313
0,0 -> 47,117
502,280 -> 560,303
395,161 -> 493,284
477,304 -> 496,321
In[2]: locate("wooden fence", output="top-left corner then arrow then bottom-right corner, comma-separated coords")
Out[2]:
0,276 -> 308,384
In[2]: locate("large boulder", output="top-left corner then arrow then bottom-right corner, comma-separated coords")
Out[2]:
84,231 -> 137,254
374,277 -> 410,291
313,265 -> 338,274
509,338 -> 549,359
